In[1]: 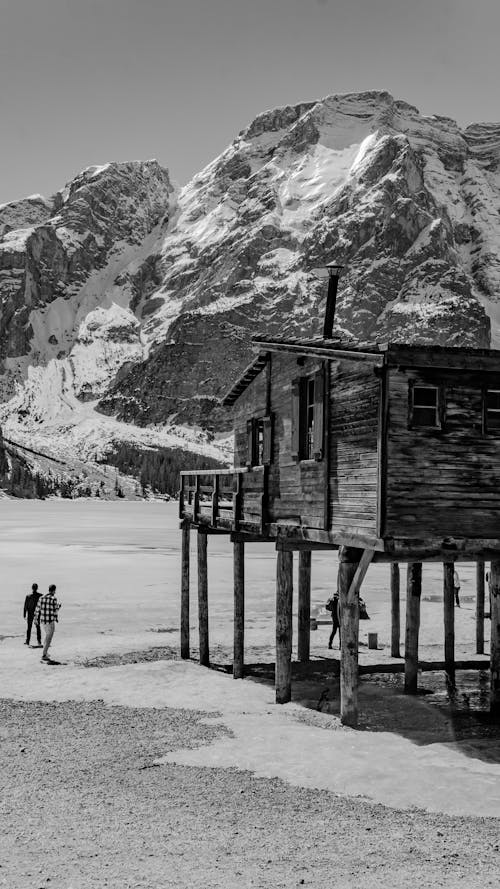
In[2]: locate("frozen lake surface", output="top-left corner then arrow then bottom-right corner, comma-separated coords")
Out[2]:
0,499 -> 486,660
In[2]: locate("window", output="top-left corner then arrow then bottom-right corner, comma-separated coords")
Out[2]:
291,370 -> 325,461
246,416 -> 273,466
409,383 -> 442,428
484,389 -> 500,433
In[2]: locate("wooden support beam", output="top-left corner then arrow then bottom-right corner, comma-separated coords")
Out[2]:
404,562 -> 422,694
276,550 -> 293,704
338,547 -> 373,727
297,550 -> 311,662
233,539 -> 245,679
197,530 -> 209,667
180,520 -> 190,659
390,562 -> 400,658
490,559 -> 500,715
443,561 -> 455,687
476,560 -> 485,655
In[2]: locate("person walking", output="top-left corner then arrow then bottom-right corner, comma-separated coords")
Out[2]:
23,583 -> 42,646
326,591 -> 341,649
453,569 -> 461,607
34,584 -> 61,662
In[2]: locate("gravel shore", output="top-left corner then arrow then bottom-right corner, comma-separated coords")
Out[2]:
2,696 -> 500,889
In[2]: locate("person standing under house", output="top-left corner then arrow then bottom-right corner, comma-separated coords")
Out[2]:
34,584 -> 61,662
326,591 -> 341,649
23,583 -> 42,646
453,569 -> 461,608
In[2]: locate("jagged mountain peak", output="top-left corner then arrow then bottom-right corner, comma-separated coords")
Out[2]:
2,91 -> 500,481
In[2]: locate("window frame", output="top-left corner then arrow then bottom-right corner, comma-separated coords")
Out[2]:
482,388 -> 500,435
291,368 -> 325,462
408,381 -> 444,430
246,415 -> 273,467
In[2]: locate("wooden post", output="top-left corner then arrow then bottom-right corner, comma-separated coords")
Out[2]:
233,539 -> 245,679
404,562 -> 422,694
180,520 -> 190,659
443,561 -> 455,686
476,560 -> 485,655
490,559 -> 500,715
390,562 -> 400,658
276,549 -> 293,704
297,550 -> 311,662
338,547 -> 369,728
197,529 -> 209,667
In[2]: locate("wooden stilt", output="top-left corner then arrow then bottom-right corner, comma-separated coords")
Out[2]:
490,559 -> 500,715
180,520 -> 190,659
297,550 -> 311,662
443,562 -> 455,687
476,560 -> 485,655
404,562 -> 422,694
390,562 -> 400,658
233,539 -> 245,679
338,547 -> 373,727
276,550 -> 293,704
197,529 -> 209,667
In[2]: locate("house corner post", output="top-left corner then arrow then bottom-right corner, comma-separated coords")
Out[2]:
233,538 -> 245,679
404,562 -> 422,694
276,549 -> 293,704
297,550 -> 311,662
197,528 -> 209,667
180,519 -> 190,659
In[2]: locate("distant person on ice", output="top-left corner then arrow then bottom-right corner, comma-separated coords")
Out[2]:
34,584 -> 61,662
326,591 -> 341,649
453,569 -> 461,607
23,583 -> 42,647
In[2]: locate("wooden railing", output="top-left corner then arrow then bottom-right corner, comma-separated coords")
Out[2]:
179,466 -> 266,532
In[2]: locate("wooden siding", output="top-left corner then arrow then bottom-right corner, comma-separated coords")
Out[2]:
385,368 -> 500,538
232,361 -> 269,468
328,359 -> 381,539
267,353 -> 326,529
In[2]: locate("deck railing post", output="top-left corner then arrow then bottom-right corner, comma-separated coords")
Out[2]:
490,559 -> 500,715
276,549 -> 293,704
193,476 -> 200,524
197,529 -> 209,667
297,550 -> 311,662
233,538 -> 245,679
180,519 -> 190,659
404,562 -> 422,694
476,560 -> 485,655
211,474 -> 219,527
390,562 -> 400,658
443,561 -> 455,687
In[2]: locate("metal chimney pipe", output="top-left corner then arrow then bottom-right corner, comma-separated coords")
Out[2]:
322,264 -> 343,339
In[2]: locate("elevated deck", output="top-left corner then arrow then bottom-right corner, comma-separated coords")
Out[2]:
179,469 -> 500,561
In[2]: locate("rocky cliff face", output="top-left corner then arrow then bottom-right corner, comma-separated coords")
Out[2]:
1,91 -> 500,467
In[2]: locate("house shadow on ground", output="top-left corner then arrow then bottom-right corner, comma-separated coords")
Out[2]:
209,647 -> 500,765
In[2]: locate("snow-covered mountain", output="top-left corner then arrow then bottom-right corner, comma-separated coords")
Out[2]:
1,90 -> 500,480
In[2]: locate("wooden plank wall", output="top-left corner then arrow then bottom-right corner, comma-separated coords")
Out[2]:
328,358 -> 380,538
268,354 -> 326,529
385,368 -> 500,538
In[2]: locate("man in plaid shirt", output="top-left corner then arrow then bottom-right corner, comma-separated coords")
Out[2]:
34,584 -> 61,662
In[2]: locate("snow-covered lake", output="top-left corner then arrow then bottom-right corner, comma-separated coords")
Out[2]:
0,499 -> 486,660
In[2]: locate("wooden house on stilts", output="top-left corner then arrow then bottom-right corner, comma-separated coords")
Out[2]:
179,266 -> 500,727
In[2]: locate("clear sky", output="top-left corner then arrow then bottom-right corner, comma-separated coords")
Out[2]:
1,0 -> 499,204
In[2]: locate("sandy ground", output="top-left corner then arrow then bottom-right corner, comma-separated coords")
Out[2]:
2,692 -> 500,889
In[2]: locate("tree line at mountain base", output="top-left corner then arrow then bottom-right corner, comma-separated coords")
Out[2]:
102,443 -> 227,497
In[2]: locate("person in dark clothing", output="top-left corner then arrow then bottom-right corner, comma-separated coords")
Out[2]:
327,592 -> 341,649
23,583 -> 42,646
